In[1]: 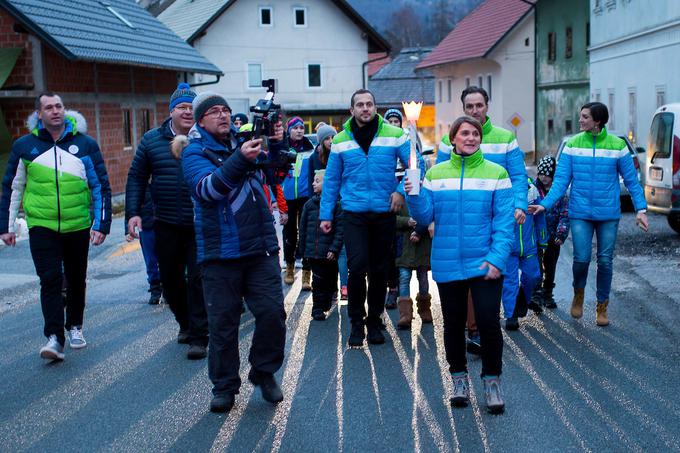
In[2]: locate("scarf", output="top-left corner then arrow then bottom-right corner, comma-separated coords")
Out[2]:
351,115 -> 379,154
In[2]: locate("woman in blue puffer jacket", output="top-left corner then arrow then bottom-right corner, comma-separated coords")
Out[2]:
405,116 -> 514,414
529,102 -> 648,327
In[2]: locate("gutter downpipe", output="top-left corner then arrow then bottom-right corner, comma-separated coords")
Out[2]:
362,54 -> 391,89
183,72 -> 222,88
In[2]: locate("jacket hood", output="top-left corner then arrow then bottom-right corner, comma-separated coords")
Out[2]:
27,110 -> 87,135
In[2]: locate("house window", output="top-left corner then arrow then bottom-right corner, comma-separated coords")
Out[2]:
586,22 -> 590,48
565,27 -> 573,58
248,63 -> 262,88
548,32 -> 556,62
478,75 -> 483,89
656,87 -> 666,108
294,7 -> 307,27
565,119 -> 573,134
548,119 -> 554,133
307,64 -> 321,88
259,7 -> 272,26
525,37 -> 530,47
447,79 -> 451,103
487,75 -> 492,101
465,77 -> 470,88
594,90 -> 601,102
140,109 -> 151,134
438,80 -> 443,103
628,90 -> 637,142
123,109 -> 132,147
608,90 -> 615,129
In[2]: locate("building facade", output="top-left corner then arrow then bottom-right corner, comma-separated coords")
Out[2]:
535,0 -> 589,157
158,0 -> 389,132
419,0 -> 535,154
0,0 -> 220,195
589,0 -> 680,149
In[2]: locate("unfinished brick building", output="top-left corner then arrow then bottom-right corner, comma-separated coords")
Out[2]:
0,0 -> 221,195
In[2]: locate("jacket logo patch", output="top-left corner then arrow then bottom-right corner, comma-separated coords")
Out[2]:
68,145 -> 79,155
30,147 -> 39,155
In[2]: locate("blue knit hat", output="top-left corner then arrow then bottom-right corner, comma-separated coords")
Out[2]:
384,108 -> 403,126
169,83 -> 197,111
287,116 -> 304,133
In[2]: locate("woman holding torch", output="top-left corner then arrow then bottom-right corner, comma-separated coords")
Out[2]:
405,116 -> 514,414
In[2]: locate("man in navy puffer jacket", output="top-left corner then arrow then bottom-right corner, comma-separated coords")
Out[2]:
182,92 -> 287,413
125,83 -> 208,360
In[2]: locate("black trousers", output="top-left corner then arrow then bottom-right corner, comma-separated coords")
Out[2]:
386,235 -> 399,290
343,211 -> 396,326
201,255 -> 286,396
282,197 -> 310,269
29,227 -> 90,346
437,276 -> 504,377
154,221 -> 208,346
540,240 -> 561,291
310,258 -> 338,311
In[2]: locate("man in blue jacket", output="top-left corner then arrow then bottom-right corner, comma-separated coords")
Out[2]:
125,83 -> 208,360
182,92 -> 287,413
320,89 -> 414,347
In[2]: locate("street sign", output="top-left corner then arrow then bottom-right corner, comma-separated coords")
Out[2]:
507,112 -> 524,129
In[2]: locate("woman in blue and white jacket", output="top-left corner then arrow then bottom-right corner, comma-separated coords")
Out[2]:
530,102 -> 648,327
405,116 -> 514,414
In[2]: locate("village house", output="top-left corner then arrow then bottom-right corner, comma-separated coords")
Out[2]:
0,0 -> 220,196
158,0 -> 390,132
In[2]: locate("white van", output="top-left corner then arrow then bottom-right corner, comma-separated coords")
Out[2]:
645,103 -> 680,233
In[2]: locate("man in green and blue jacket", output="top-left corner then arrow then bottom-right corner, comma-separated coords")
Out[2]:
0,92 -> 111,361
320,89 -> 421,347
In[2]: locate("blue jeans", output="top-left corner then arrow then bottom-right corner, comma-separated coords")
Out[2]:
571,219 -> 619,302
139,229 -> 161,287
398,266 -> 429,298
338,246 -> 348,286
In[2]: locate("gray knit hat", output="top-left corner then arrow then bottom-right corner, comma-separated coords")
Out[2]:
169,83 -> 197,111
316,124 -> 337,145
192,91 -> 231,121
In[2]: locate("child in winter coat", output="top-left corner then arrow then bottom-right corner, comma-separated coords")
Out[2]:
502,177 -> 547,330
532,155 -> 570,308
395,203 -> 432,329
298,170 -> 344,320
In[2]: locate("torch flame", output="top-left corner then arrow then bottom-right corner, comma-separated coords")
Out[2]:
401,101 -> 423,124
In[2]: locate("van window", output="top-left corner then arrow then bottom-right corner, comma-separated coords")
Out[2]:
648,112 -> 674,159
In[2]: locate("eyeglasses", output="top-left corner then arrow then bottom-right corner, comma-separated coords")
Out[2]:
204,107 -> 231,118
174,106 -> 193,113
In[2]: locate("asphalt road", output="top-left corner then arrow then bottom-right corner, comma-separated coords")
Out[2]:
0,216 -> 678,453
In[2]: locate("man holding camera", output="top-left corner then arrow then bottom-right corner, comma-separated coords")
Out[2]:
182,92 -> 287,413
320,89 -> 414,347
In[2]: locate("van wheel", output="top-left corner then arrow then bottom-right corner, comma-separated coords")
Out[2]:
668,214 -> 680,234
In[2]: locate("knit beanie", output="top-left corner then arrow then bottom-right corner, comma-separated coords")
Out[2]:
232,113 -> 248,125
287,116 -> 304,133
537,155 -> 557,178
169,82 -> 197,111
384,108 -> 403,126
316,124 -> 337,145
192,91 -> 230,122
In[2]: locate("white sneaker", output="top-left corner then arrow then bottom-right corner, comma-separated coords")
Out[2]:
450,372 -> 470,407
68,327 -> 87,349
40,335 -> 65,360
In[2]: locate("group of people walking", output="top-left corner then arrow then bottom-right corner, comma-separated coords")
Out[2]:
0,80 -> 648,415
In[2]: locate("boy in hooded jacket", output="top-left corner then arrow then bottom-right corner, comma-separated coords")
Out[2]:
502,178 -> 548,330
298,170 -> 344,320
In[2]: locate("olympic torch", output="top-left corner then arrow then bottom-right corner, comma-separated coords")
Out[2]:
402,101 -> 423,195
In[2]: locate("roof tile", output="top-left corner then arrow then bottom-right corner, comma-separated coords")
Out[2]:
418,0 -> 532,69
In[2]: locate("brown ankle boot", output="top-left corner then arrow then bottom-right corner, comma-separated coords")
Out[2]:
397,297 -> 413,329
571,288 -> 585,319
301,269 -> 312,291
416,293 -> 433,323
284,263 -> 295,285
596,300 -> 609,326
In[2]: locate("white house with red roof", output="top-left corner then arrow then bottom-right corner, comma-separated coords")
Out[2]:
418,0 -> 535,154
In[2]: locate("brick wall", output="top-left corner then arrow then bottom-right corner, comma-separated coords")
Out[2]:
0,8 -> 33,89
0,7 -> 184,195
